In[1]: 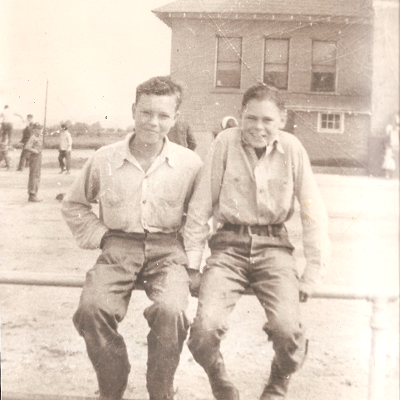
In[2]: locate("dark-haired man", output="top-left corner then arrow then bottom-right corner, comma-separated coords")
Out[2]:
62,76 -> 202,400
184,84 -> 330,400
25,122 -> 44,202
17,114 -> 34,171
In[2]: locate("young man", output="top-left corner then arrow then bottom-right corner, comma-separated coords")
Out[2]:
183,84 -> 330,400
62,76 -> 202,400
0,105 -> 24,144
17,114 -> 34,171
58,123 -> 72,174
25,122 -> 44,202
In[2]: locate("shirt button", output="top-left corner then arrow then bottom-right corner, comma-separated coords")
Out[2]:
142,200 -> 147,204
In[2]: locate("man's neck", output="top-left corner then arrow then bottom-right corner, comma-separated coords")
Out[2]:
129,136 -> 165,172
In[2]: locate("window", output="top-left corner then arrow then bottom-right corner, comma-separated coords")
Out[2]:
216,37 -> 242,88
264,39 -> 289,90
318,113 -> 344,133
311,41 -> 337,92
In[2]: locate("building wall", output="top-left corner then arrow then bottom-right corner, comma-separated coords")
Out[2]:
293,112 -> 370,167
169,17 -> 373,164
371,0 -> 399,136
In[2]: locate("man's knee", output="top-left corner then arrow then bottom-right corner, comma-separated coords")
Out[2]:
73,300 -> 104,336
188,317 -> 227,358
144,301 -> 189,331
263,318 -> 304,345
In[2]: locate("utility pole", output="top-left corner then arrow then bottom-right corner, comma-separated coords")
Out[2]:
43,79 -> 49,145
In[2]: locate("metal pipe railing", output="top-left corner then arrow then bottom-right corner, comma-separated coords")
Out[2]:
1,271 -> 398,400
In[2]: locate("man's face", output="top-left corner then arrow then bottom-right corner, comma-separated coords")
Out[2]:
134,94 -> 177,145
240,98 -> 284,148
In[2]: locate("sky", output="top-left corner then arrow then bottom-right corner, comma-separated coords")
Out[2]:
0,0 -> 173,129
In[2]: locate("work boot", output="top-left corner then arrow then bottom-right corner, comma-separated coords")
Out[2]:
28,195 -> 42,202
260,359 -> 291,400
206,358 -> 240,400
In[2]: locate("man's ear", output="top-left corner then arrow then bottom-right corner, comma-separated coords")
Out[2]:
173,110 -> 180,124
131,103 -> 136,119
279,110 -> 287,130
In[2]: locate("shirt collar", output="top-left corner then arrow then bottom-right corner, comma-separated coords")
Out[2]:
240,130 -> 285,155
112,132 -> 177,169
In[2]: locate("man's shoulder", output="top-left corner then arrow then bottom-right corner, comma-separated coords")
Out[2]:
168,141 -> 202,164
278,131 -> 304,151
214,127 -> 241,146
90,139 -> 126,162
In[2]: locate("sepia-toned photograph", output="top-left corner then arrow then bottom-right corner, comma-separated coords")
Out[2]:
0,1 -> 398,399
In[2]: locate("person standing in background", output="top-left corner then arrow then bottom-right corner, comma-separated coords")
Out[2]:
17,114 -> 34,171
168,117 -> 197,151
58,123 -> 73,174
0,105 -> 24,144
25,123 -> 44,202
0,136 -> 12,170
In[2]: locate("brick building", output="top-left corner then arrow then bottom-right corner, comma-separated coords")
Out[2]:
153,0 -> 399,172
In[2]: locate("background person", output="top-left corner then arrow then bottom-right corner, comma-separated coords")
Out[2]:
167,117 -> 197,151
25,123 -> 44,202
17,114 -> 34,171
0,136 -> 12,170
183,84 -> 330,400
62,76 -> 202,400
58,123 -> 72,174
0,105 -> 24,144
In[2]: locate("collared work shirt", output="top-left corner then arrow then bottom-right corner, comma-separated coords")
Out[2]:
62,134 -> 202,249
183,128 -> 330,287
25,133 -> 43,154
59,130 -> 72,151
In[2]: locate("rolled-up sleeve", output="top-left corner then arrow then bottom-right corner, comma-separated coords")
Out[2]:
183,140 -> 226,270
61,156 -> 108,249
294,144 -> 331,290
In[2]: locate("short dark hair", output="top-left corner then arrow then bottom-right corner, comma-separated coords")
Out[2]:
242,84 -> 285,111
135,76 -> 183,111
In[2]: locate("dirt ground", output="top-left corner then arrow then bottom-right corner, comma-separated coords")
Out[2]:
0,149 -> 399,400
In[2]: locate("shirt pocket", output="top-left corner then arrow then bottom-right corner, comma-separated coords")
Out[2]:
267,178 -> 293,211
156,178 -> 185,208
99,183 -> 129,230
99,172 -> 127,208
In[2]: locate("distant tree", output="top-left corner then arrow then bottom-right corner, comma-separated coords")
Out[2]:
90,122 -> 103,137
71,122 -> 90,136
126,125 -> 135,132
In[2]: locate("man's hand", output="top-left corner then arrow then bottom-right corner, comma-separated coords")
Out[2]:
187,268 -> 202,298
299,290 -> 309,303
299,281 -> 315,303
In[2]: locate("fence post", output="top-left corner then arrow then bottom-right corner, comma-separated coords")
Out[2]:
368,297 -> 390,400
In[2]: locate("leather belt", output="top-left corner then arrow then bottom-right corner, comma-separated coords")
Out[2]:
221,223 -> 284,237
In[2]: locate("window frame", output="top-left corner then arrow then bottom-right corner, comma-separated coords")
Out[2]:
215,36 -> 242,89
311,40 -> 338,93
317,112 -> 344,134
263,37 -> 290,90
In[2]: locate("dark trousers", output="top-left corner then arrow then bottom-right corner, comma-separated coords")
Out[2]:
17,148 -> 30,170
1,122 -> 13,143
58,150 -> 71,171
28,152 -> 42,196
0,150 -> 11,168
73,231 -> 191,400
188,229 -> 307,378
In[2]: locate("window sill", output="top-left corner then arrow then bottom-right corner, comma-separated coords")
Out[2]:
211,88 -> 244,94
